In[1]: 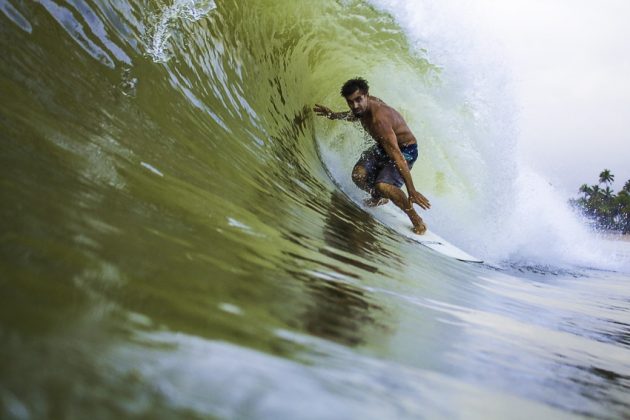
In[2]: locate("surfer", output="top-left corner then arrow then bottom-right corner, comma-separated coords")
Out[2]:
314,77 -> 431,234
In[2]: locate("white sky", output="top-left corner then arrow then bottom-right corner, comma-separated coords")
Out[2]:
473,0 -> 630,194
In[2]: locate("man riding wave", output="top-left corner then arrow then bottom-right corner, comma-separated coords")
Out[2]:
314,77 -> 431,234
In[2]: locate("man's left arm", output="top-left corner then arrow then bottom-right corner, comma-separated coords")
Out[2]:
374,122 -> 431,210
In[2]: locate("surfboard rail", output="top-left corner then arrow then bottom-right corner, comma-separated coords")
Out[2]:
410,231 -> 483,263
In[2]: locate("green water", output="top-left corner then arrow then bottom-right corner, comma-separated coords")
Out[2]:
1,0 -> 630,418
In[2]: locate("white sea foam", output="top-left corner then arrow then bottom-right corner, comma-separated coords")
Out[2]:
145,0 -> 216,63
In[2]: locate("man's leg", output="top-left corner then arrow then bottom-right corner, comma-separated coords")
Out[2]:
352,150 -> 390,207
375,182 -> 427,234
351,164 -> 371,192
353,164 -> 390,206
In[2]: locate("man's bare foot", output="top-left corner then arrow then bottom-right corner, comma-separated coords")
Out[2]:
411,222 -> 427,235
364,197 -> 390,207
404,208 -> 427,235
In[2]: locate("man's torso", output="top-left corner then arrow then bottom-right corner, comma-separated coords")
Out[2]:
359,98 -> 417,148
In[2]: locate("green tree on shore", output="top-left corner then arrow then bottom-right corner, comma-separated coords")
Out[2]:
599,169 -> 614,185
570,170 -> 630,233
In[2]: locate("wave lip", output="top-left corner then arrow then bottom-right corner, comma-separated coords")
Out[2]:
145,0 -> 217,63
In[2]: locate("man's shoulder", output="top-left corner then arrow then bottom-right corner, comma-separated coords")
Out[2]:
371,102 -> 396,122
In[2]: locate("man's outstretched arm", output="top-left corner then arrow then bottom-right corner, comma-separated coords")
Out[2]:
313,104 -> 358,121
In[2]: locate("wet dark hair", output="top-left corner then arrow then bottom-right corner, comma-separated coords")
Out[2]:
340,77 -> 369,97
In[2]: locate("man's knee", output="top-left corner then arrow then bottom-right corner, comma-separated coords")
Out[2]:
375,182 -> 392,195
352,166 -> 367,186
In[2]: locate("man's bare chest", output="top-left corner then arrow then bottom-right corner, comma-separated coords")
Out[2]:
360,120 -> 402,145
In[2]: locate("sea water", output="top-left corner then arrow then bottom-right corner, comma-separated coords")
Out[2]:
1,1 -> 629,418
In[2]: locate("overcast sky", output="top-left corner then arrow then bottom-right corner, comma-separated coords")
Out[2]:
471,0 -> 630,194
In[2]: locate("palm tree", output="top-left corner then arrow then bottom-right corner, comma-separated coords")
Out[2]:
616,191 -> 630,233
579,183 -> 592,198
599,169 -> 614,185
603,186 -> 615,200
571,173 -> 630,232
584,185 -> 602,217
597,186 -> 616,227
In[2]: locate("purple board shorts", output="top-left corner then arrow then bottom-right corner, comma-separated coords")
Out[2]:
356,143 -> 418,197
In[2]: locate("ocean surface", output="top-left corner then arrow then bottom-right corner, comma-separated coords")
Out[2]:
1,0 -> 629,418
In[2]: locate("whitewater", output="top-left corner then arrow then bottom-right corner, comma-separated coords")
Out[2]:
1,0 -> 629,418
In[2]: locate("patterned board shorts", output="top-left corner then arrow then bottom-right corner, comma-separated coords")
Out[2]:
355,143 -> 418,197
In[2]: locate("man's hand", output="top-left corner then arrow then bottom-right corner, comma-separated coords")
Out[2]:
313,104 -> 333,118
408,190 -> 431,210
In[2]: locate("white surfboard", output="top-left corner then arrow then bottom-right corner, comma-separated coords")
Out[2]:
317,151 -> 482,263
364,205 -> 484,263
405,229 -> 483,263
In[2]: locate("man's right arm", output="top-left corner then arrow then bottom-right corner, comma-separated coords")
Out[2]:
313,104 -> 357,121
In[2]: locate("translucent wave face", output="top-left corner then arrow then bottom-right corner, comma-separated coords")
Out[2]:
2,2 -> 630,419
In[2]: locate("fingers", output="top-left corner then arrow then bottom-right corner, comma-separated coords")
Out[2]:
408,197 -> 424,211
313,104 -> 331,117
408,196 -> 422,209
409,193 -> 431,210
417,192 -> 431,209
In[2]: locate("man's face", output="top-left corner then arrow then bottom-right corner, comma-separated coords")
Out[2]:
345,89 -> 368,117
